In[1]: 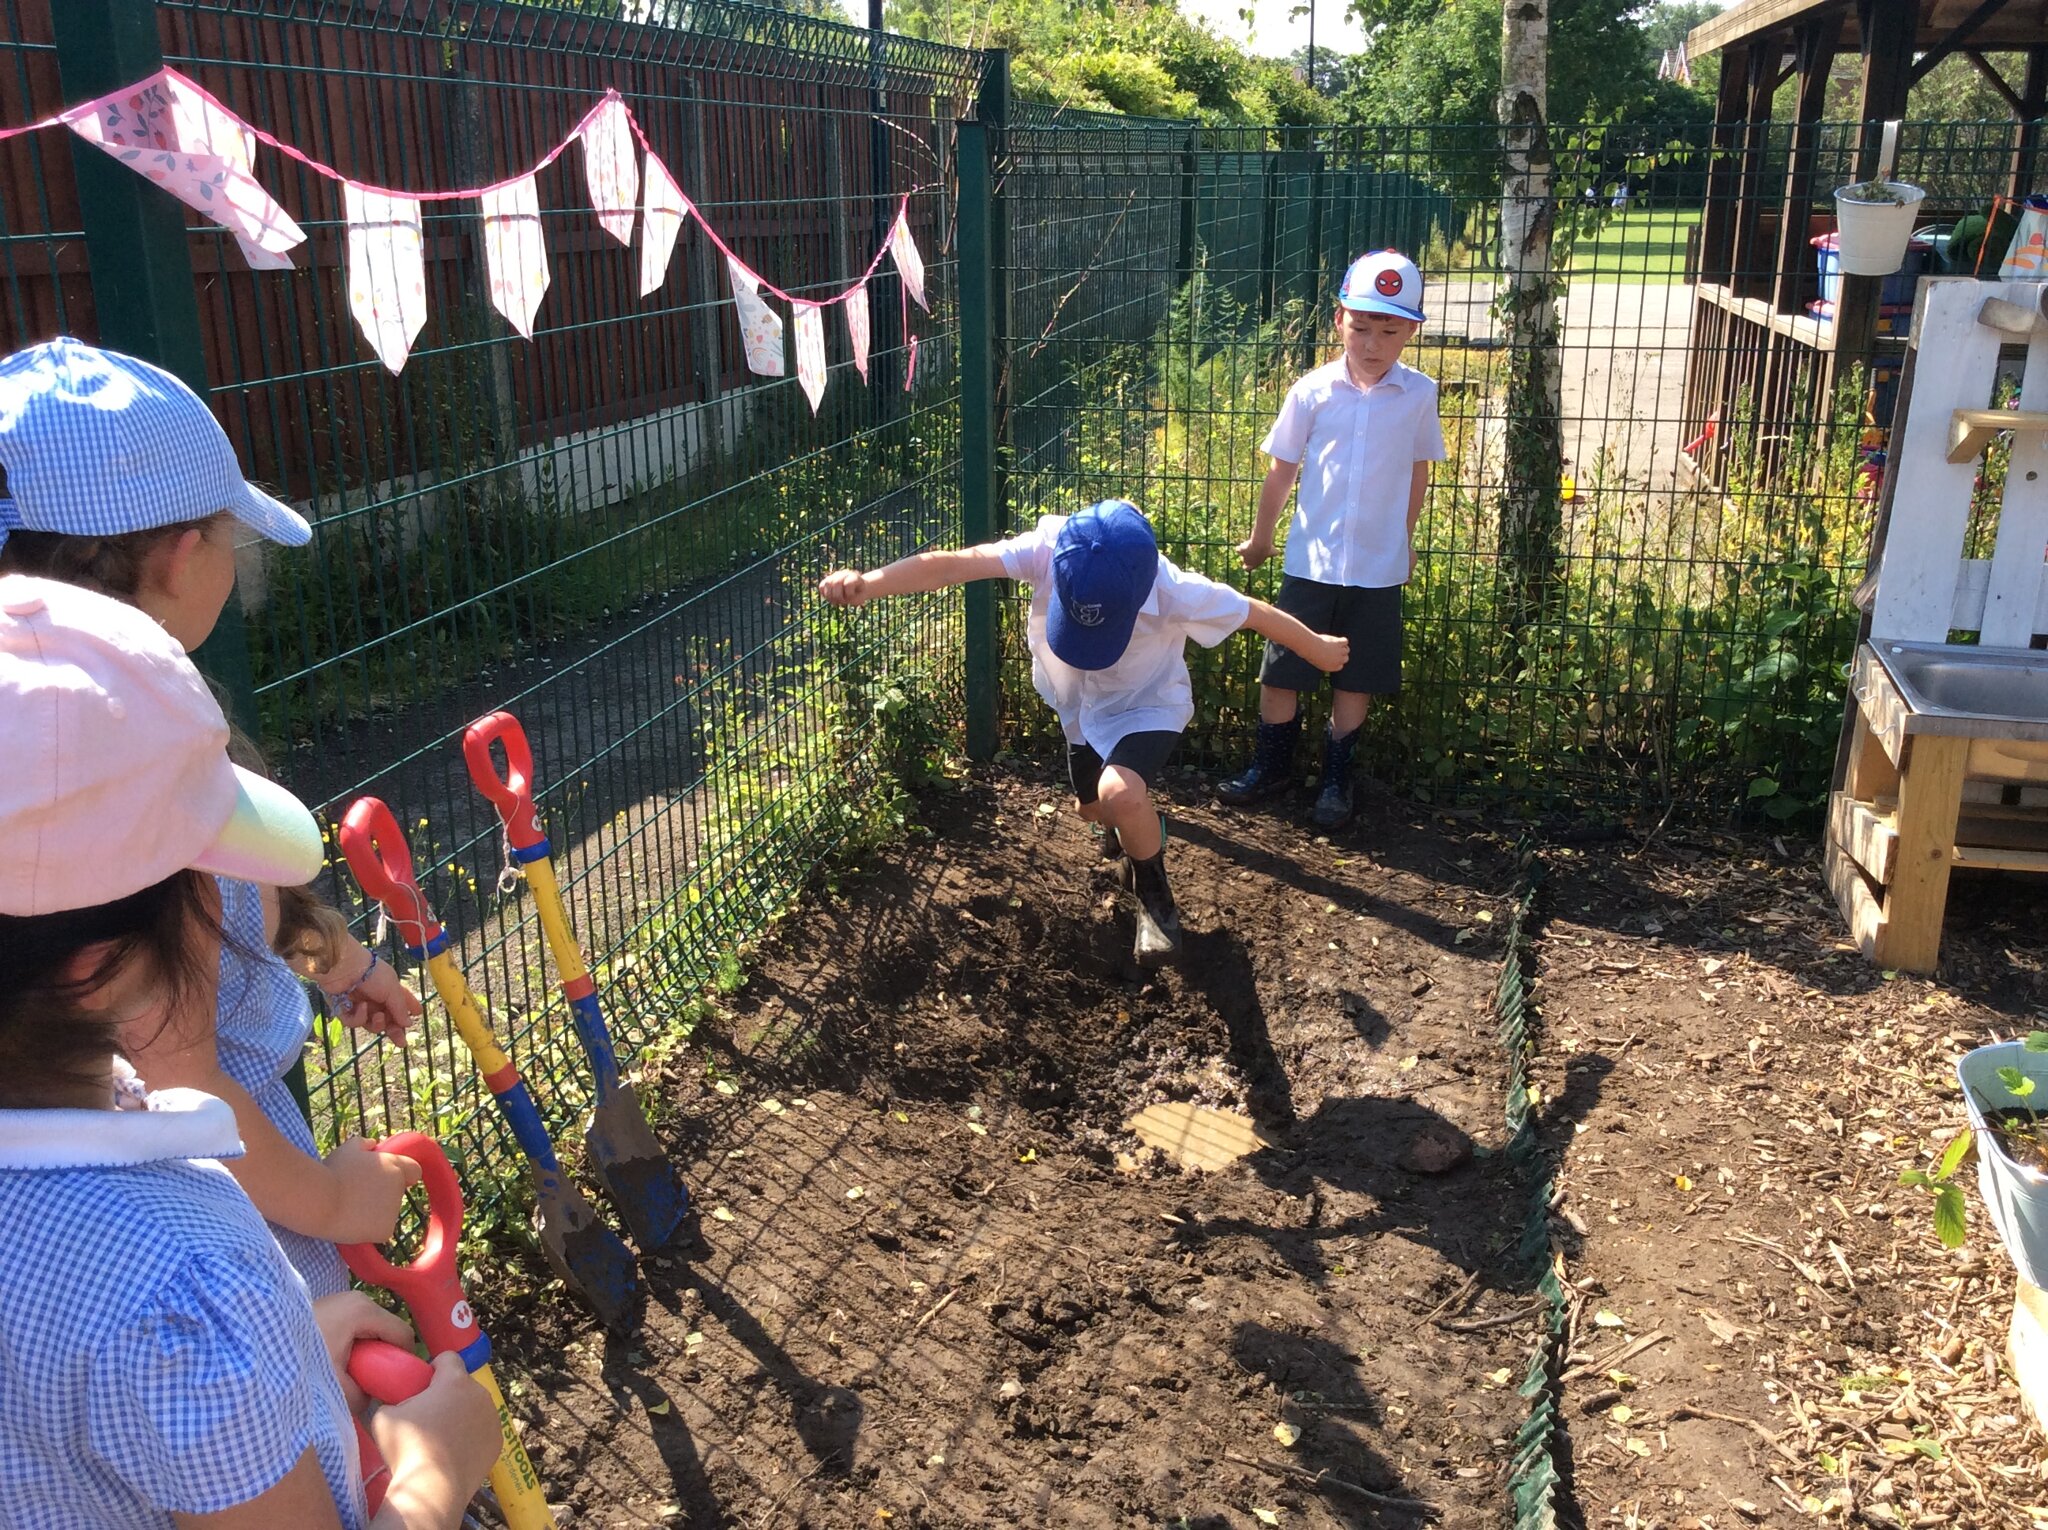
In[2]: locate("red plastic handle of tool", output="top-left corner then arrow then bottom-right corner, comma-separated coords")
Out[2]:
462,712 -> 545,852
336,1133 -> 483,1359
348,1339 -> 434,1516
351,1337 -> 435,1403
338,798 -> 444,949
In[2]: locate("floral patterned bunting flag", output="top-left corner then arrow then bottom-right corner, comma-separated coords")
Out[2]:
845,285 -> 870,381
62,69 -> 305,270
727,254 -> 784,377
480,174 -> 549,339
889,212 -> 927,312
580,93 -> 638,246
792,300 -> 826,413
344,183 -> 428,373
640,151 -> 690,297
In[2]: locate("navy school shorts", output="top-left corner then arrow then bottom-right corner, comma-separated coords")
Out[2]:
1257,575 -> 1403,695
1067,729 -> 1181,803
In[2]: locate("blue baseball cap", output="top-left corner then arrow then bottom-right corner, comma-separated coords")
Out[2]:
1338,250 -> 1426,322
1047,499 -> 1158,672
0,337 -> 309,553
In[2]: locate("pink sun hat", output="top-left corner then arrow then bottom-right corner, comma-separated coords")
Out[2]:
0,574 -> 324,916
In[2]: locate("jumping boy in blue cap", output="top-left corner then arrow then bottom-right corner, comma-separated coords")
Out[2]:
820,500 -> 1349,966
1219,250 -> 1447,829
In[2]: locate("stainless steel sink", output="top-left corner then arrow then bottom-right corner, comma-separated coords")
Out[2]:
1868,640 -> 2048,739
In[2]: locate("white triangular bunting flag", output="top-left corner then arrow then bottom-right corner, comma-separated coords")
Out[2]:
727,255 -> 783,377
793,301 -> 826,413
165,74 -> 295,272
343,183 -> 428,373
62,69 -> 306,271
845,285 -> 870,381
480,174 -> 549,339
640,151 -> 690,297
580,94 -> 638,246
889,212 -> 927,312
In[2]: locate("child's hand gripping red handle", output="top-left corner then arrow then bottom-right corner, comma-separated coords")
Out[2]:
336,1132 -> 490,1367
463,712 -> 547,854
348,1339 -> 435,1515
337,1134 -> 557,1529
338,799 -> 446,953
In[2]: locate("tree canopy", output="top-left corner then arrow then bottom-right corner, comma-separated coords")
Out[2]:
878,0 -> 1730,129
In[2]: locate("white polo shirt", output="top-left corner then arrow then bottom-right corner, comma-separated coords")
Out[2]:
1261,358 -> 1447,589
993,514 -> 1252,757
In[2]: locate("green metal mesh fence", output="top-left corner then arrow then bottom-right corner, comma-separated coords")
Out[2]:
995,117 -> 2037,822
0,0 -> 978,1213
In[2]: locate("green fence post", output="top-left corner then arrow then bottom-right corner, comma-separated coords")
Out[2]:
55,0 -> 291,1117
1175,124 -> 1199,287
52,0 -> 263,741
1301,127 -> 1326,370
958,51 -> 1007,762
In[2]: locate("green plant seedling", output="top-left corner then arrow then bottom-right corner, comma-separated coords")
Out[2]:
1898,1128 -> 1972,1249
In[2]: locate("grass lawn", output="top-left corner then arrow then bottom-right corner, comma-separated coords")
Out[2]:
1563,206 -> 1698,284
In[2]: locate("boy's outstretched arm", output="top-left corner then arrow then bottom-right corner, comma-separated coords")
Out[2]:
1242,598 -> 1349,673
819,545 -> 1011,606
1237,457 -> 1300,570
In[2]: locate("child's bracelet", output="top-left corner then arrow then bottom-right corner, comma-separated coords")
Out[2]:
322,950 -> 379,1016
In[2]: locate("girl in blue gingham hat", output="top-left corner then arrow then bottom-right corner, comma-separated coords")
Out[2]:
0,574 -> 501,1528
0,337 -> 426,1300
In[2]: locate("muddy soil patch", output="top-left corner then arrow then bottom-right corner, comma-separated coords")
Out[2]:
479,769 -> 1547,1527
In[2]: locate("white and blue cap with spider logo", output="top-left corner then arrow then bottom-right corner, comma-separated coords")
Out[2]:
1338,250 -> 1426,322
0,337 -> 309,553
1048,499 -> 1158,672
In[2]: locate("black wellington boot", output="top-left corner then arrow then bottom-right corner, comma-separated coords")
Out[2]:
1308,724 -> 1361,831
1128,848 -> 1183,967
1217,717 -> 1301,806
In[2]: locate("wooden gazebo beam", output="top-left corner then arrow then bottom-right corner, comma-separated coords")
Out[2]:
1835,0 -> 1917,383
1909,0 -> 2012,83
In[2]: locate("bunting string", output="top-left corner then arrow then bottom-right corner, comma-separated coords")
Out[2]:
8,67 -> 932,393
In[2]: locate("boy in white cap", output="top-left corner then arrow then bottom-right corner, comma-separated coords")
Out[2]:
1219,250 -> 1447,829
820,499 -> 1349,966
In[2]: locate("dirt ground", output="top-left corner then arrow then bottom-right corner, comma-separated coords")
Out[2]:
1526,832 -> 2048,1529
477,767 -> 1544,1527
463,769 -> 2048,1528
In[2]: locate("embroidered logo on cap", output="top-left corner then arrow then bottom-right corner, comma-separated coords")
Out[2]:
1375,268 -> 1404,297
1071,601 -> 1104,627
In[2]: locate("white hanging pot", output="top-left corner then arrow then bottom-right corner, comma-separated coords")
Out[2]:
1833,180 -> 1928,276
1958,1040 -> 2048,1286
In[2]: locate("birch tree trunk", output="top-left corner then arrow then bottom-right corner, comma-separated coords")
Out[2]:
1497,0 -> 1563,630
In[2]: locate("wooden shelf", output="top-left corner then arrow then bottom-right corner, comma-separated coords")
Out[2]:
1948,408 -> 2048,463
1695,282 -> 1835,350
1829,792 -> 2048,885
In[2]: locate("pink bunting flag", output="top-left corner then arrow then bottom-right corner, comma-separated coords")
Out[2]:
639,151 -> 690,297
480,174 -> 549,340
727,255 -> 784,377
344,183 -> 428,374
62,68 -> 305,270
845,285 -> 870,381
792,301 -> 826,414
580,94 -> 638,247
904,330 -> 919,393
889,212 -> 927,313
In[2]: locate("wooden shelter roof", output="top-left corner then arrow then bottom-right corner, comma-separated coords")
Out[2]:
1689,0 -> 2048,57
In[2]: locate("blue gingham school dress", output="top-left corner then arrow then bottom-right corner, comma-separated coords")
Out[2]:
215,877 -> 352,1299
0,1089 -> 366,1528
